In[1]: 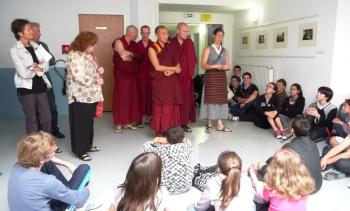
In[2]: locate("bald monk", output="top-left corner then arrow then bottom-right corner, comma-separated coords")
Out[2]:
135,25 -> 154,126
112,25 -> 141,133
169,22 -> 198,132
148,25 -> 183,137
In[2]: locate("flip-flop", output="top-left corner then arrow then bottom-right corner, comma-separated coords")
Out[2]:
216,126 -> 232,132
55,147 -> 63,153
78,154 -> 92,161
126,125 -> 138,130
114,128 -> 122,134
88,146 -> 100,152
205,125 -> 212,133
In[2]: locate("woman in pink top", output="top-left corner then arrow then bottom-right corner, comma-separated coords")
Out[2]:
253,149 -> 315,211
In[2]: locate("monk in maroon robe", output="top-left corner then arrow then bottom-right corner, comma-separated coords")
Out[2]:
169,22 -> 198,132
112,25 -> 141,133
135,25 -> 153,126
148,25 -> 183,137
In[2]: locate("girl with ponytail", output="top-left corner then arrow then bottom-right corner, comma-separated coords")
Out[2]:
193,151 -> 255,210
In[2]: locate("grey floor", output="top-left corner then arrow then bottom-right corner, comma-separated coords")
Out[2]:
0,113 -> 349,211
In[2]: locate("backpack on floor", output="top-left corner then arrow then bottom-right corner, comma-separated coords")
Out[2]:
192,164 -> 217,192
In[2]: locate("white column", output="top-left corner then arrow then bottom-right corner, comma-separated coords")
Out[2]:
330,0 -> 350,105
130,0 -> 159,40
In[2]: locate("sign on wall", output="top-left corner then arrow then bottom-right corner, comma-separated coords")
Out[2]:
200,13 -> 212,22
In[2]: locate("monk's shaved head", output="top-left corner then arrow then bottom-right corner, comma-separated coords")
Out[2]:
125,25 -> 138,41
126,25 -> 138,35
176,22 -> 188,30
176,22 -> 189,40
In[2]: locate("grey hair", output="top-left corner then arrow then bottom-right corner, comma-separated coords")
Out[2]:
30,22 -> 40,28
126,25 -> 138,34
176,22 -> 187,29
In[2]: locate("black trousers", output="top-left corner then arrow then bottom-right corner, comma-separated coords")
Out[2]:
69,101 -> 96,156
309,126 -> 329,142
41,161 -> 91,211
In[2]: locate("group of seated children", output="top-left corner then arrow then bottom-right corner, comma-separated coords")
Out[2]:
228,68 -> 344,145
10,114 -> 350,211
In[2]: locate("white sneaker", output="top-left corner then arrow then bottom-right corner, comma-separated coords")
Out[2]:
231,116 -> 239,121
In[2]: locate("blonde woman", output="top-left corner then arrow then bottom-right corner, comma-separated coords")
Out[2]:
252,149 -> 315,211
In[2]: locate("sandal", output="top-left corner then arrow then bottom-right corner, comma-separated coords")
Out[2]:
88,145 -> 101,152
182,125 -> 192,132
217,126 -> 232,132
79,154 -> 92,161
126,125 -> 138,130
205,125 -> 212,133
55,147 -> 63,153
137,124 -> 144,128
114,126 -> 122,134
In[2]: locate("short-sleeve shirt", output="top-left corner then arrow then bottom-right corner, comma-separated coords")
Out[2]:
112,187 -> 170,211
236,83 -> 259,99
263,188 -> 307,211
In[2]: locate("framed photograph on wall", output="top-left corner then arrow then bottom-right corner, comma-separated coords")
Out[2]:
256,30 -> 268,49
273,27 -> 288,48
298,22 -> 318,47
240,32 -> 249,49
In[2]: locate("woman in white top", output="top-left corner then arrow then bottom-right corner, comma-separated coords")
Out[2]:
10,18 -> 52,135
194,151 -> 255,211
109,152 -> 172,211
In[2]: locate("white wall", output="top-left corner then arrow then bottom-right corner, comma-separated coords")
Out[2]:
330,0 -> 350,105
160,11 -> 234,74
0,0 -> 132,68
233,0 -> 339,107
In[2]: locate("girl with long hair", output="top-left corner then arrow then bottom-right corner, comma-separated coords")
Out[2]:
109,152 -> 171,211
256,149 -> 315,211
194,151 -> 254,210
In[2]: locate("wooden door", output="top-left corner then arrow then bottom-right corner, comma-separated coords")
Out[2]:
79,14 -> 124,111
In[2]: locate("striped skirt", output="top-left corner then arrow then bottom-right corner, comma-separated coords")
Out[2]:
203,69 -> 228,104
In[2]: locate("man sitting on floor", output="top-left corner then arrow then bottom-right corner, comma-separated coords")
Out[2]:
7,131 -> 97,211
256,116 -> 323,193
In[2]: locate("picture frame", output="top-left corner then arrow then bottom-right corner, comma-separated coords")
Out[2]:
256,30 -> 268,49
240,32 -> 250,49
298,22 -> 318,47
273,27 -> 288,48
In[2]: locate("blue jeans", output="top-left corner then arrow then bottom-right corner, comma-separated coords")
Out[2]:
229,101 -> 255,116
322,145 -> 350,174
41,161 -> 91,211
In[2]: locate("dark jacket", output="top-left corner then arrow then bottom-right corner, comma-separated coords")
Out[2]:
282,136 -> 323,192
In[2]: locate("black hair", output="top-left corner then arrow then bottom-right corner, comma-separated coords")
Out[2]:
165,126 -> 185,144
213,28 -> 224,35
242,72 -> 252,79
291,116 -> 311,137
11,18 -> 30,40
291,83 -> 303,98
231,75 -> 241,83
234,65 -> 241,71
318,86 -> 333,102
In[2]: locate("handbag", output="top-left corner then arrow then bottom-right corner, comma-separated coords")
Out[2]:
192,164 -> 217,192
95,101 -> 103,118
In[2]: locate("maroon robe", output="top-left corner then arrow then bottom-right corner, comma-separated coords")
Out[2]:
170,37 -> 198,125
135,39 -> 153,118
150,41 -> 183,135
112,36 -> 141,125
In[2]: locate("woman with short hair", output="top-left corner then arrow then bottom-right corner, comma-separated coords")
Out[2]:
66,31 -> 104,161
9,18 -> 52,135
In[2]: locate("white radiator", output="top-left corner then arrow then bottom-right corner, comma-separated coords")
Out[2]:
238,64 -> 275,94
